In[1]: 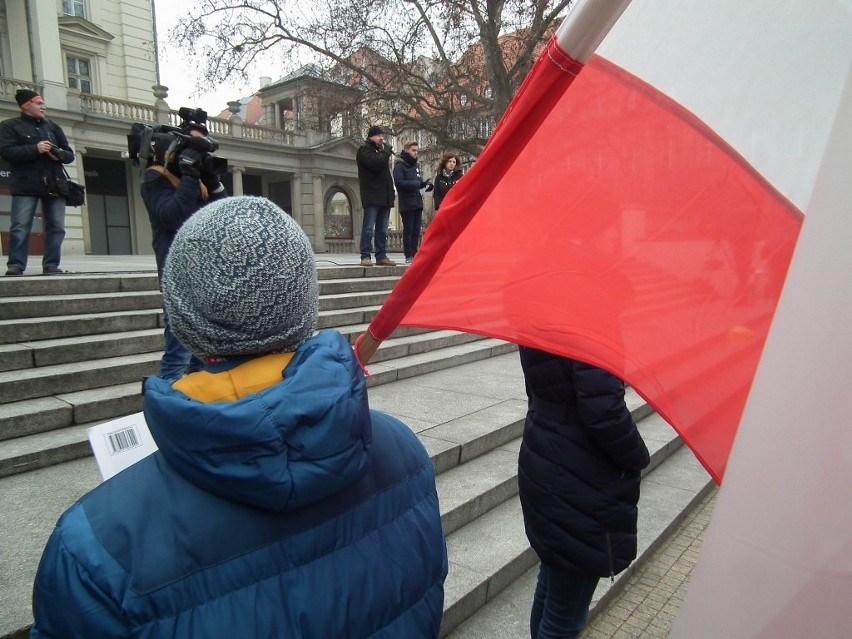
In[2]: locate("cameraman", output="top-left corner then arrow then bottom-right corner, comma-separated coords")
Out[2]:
141,122 -> 227,380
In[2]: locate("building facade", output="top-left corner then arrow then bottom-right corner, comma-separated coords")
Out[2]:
0,0 -> 374,260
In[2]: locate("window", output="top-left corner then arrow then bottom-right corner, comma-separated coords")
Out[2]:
324,190 -> 353,239
459,94 -> 468,107
484,86 -> 493,99
62,0 -> 86,18
67,57 -> 92,93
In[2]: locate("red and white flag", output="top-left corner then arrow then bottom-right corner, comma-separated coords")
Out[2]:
672,44 -> 852,637
360,0 -> 851,484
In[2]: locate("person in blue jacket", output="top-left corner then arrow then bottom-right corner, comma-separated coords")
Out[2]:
30,196 -> 448,639
517,347 -> 650,639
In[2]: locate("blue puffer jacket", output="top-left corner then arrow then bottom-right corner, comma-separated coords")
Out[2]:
517,347 -> 650,578
31,332 -> 447,638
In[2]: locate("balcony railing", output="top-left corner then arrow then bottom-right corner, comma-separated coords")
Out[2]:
0,80 -> 297,148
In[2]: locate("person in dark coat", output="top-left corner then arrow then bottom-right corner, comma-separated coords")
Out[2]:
139,123 -> 227,380
0,89 -> 75,276
433,153 -> 463,211
517,346 -> 650,639
356,125 -> 396,266
30,196 -> 448,639
392,142 -> 432,264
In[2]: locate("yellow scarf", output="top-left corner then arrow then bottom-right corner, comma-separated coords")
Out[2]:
173,353 -> 295,403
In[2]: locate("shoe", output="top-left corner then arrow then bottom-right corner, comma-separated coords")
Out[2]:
42,267 -> 67,275
405,257 -> 413,265
376,258 -> 397,266
5,267 -> 23,276
360,258 -> 374,267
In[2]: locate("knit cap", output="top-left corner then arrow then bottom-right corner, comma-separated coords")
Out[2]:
15,89 -> 39,106
162,196 -> 319,360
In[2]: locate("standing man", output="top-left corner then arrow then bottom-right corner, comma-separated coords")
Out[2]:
356,125 -> 396,267
393,142 -> 432,264
0,89 -> 75,276
139,123 -> 227,380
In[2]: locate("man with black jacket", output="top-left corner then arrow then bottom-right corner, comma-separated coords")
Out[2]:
0,90 -> 75,276
356,126 -> 396,267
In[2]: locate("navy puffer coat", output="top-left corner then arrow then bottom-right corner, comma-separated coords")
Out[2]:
517,347 -> 650,578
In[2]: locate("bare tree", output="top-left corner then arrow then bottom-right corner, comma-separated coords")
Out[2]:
172,0 -> 573,156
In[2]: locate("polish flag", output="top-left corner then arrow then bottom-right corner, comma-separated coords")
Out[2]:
671,46 -> 852,637
357,0 -> 851,484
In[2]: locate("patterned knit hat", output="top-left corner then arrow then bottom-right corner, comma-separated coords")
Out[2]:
162,196 -> 318,360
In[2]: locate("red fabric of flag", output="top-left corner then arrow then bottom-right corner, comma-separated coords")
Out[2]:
367,39 -> 801,483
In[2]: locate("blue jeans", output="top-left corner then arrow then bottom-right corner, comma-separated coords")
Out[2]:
160,308 -> 204,381
530,563 -> 600,639
359,206 -> 390,260
6,195 -> 66,271
400,208 -> 423,259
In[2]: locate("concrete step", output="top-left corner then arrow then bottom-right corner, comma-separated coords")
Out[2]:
0,309 -> 164,344
0,338 -> 517,477
441,443 -> 713,638
0,329 -> 164,372
0,353 -> 160,405
0,290 -> 164,320
0,272 -> 159,298
0,265 -> 405,299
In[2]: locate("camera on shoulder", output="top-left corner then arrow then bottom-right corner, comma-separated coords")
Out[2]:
126,106 -> 228,178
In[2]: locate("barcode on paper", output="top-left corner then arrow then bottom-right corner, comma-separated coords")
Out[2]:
104,426 -> 141,455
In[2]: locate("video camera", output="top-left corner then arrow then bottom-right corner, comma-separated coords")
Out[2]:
127,106 -> 228,177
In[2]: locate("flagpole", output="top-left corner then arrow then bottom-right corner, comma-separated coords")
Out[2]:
354,0 -> 633,367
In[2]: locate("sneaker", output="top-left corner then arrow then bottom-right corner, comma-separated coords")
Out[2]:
360,258 -> 374,267
376,258 -> 397,266
42,267 -> 67,275
405,257 -> 413,265
5,267 -> 23,276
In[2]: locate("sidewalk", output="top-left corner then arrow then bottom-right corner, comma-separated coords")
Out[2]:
446,488 -> 717,639
582,488 -> 717,638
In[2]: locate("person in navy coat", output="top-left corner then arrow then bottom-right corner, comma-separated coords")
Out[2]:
518,346 -> 650,639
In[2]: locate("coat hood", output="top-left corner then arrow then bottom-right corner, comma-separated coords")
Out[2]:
143,331 -> 372,512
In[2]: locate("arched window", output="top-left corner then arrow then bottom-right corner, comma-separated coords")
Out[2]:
324,189 -> 353,239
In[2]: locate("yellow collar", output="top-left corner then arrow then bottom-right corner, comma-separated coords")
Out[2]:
173,353 -> 295,403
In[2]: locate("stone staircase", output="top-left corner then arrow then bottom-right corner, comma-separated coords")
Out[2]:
0,265 -> 712,638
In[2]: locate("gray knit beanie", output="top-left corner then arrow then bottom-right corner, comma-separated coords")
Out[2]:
162,196 -> 318,360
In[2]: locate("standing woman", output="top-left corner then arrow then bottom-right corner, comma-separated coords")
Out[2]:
517,347 -> 650,639
432,154 -> 463,211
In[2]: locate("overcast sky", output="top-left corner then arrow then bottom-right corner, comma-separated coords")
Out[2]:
153,1 -> 278,118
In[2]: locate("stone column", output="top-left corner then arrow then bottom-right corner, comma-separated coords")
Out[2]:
28,0 -> 69,109
290,174 -> 303,228
7,2 -> 33,80
230,165 -> 244,196
312,174 -> 326,253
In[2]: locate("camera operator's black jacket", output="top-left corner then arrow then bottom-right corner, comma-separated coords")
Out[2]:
356,140 -> 395,208
141,169 -> 227,279
392,151 -> 424,213
0,114 -> 74,197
